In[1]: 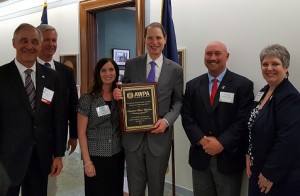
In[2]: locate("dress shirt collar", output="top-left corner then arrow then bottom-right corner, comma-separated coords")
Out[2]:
15,58 -> 36,74
208,68 -> 227,84
37,57 -> 55,70
146,53 -> 163,69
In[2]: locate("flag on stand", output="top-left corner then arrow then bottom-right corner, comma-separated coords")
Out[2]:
161,2 -> 178,195
161,0 -> 178,63
41,1 -> 48,24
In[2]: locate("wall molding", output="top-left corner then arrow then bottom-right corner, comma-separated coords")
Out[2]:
0,0 -> 78,22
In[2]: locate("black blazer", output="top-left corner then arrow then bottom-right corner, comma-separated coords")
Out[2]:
249,79 -> 300,185
0,61 -> 65,186
54,61 -> 78,141
181,70 -> 254,174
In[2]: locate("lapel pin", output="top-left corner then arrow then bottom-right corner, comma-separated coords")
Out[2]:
42,75 -> 45,78
221,86 -> 225,89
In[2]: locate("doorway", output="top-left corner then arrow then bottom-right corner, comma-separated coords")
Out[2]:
79,0 -> 145,94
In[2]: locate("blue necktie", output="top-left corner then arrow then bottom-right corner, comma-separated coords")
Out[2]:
147,61 -> 156,82
44,62 -> 51,68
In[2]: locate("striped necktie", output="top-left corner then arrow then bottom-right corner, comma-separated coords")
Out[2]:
24,69 -> 36,112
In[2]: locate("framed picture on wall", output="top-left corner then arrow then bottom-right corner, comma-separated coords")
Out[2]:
177,48 -> 186,90
113,48 -> 130,65
59,54 -> 78,83
177,48 -> 185,67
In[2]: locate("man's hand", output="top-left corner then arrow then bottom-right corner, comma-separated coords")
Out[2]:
202,136 -> 224,156
67,138 -> 77,155
199,137 -> 209,146
49,157 -> 63,177
151,119 -> 168,134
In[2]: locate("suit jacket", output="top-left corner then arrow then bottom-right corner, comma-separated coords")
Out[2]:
54,61 -> 78,142
122,54 -> 183,156
249,79 -> 300,185
0,161 -> 10,195
0,61 -> 65,186
181,70 -> 254,174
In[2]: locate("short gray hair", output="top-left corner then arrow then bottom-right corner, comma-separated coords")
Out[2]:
36,24 -> 57,35
260,44 -> 290,68
13,23 -> 41,40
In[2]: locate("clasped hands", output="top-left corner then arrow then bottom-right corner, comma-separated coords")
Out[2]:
199,136 -> 224,156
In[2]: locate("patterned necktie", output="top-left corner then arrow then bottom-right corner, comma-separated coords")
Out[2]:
147,61 -> 156,82
44,62 -> 51,68
24,69 -> 36,112
210,78 -> 218,106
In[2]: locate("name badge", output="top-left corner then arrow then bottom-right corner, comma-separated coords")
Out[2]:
96,105 -> 111,117
41,87 -> 54,104
254,91 -> 264,102
219,92 -> 234,103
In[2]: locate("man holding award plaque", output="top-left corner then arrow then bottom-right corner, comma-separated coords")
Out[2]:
114,22 -> 183,196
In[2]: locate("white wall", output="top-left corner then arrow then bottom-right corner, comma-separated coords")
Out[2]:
148,0 -> 300,194
0,1 -> 79,68
1,0 -> 300,195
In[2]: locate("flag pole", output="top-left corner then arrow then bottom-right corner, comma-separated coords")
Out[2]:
171,133 -> 175,196
161,0 -> 178,195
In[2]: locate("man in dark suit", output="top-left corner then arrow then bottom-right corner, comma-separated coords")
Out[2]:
36,24 -> 78,196
114,22 -> 183,196
0,23 -> 65,196
181,41 -> 254,196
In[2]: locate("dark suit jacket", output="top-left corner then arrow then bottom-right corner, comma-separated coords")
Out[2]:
122,54 -> 183,156
0,161 -> 10,196
181,70 -> 254,174
0,61 -> 65,187
249,79 -> 300,185
54,61 -> 78,142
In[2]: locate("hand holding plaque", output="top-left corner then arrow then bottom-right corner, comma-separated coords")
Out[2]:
118,83 -> 158,133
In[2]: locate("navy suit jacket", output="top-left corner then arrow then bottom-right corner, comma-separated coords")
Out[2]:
54,61 -> 78,142
0,61 -> 65,186
249,79 -> 300,185
181,70 -> 254,174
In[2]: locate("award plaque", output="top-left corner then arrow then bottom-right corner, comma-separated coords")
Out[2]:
118,83 -> 158,133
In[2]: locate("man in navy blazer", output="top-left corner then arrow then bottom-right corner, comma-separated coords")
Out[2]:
114,22 -> 183,196
181,41 -> 254,196
36,24 -> 78,196
37,24 -> 78,153
0,23 -> 65,196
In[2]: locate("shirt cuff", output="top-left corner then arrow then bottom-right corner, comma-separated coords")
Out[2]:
162,118 -> 169,127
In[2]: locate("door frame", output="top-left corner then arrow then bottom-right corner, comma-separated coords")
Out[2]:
79,0 -> 145,93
